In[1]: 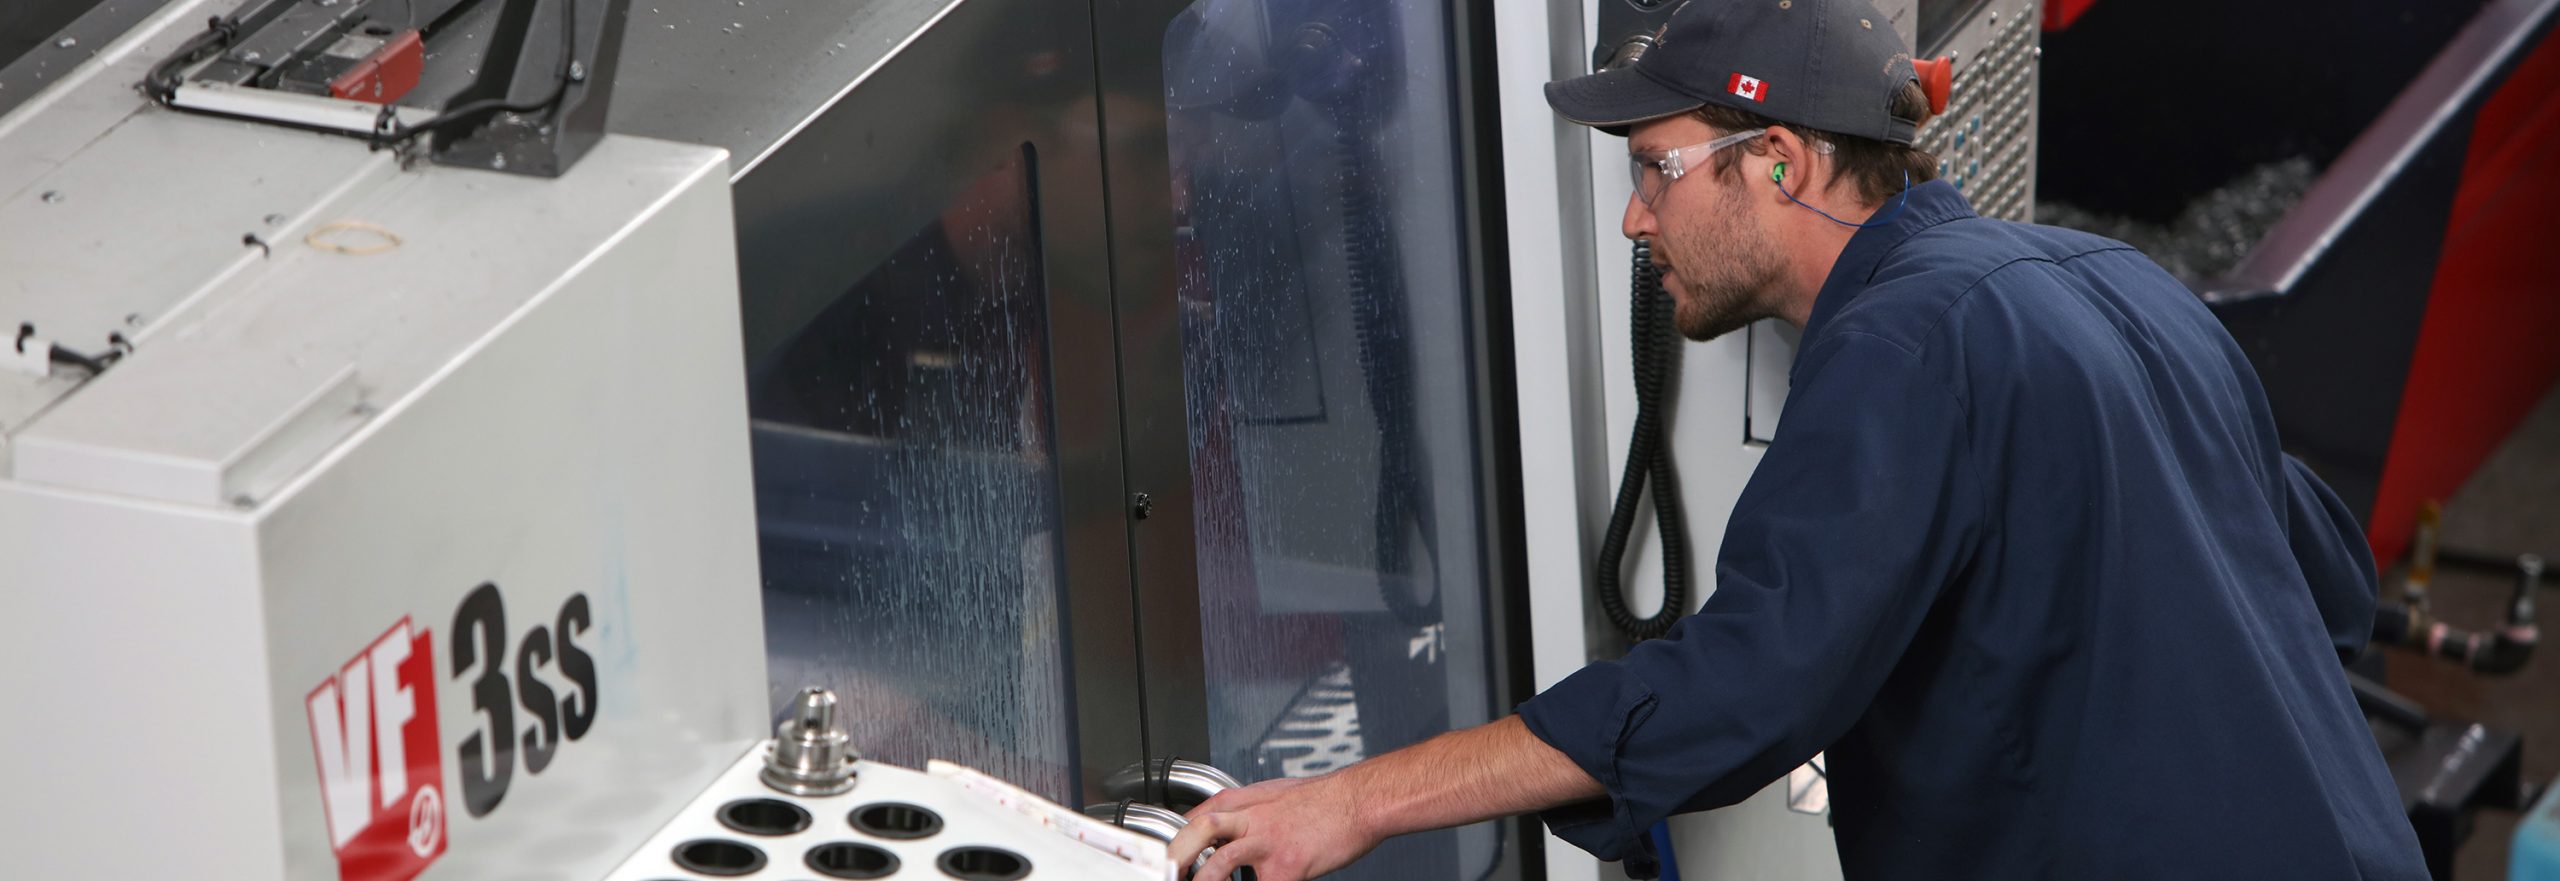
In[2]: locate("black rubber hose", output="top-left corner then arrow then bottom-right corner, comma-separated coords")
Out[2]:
2372,603 -> 2414,646
2374,554 -> 2541,674
144,15 -> 244,102
2468,556 -> 2541,674
1593,242 -> 1690,641
2421,622 -> 2537,675
2472,629 -> 2537,675
372,0 -> 579,147
2347,671 -> 2430,733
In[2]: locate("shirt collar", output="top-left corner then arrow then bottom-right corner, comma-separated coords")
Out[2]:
1799,179 -> 1977,346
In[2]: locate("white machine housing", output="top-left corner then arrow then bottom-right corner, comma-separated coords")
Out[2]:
0,6 -> 769,878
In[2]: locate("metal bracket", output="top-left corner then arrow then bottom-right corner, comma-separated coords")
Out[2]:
138,0 -> 631,178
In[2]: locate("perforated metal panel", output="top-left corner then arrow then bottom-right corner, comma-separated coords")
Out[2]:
1912,0 -> 2041,222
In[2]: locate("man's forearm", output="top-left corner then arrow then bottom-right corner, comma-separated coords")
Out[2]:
1335,714 -> 1605,838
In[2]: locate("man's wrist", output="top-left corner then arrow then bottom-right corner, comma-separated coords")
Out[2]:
1311,714 -> 1606,846
1326,763 -> 1396,841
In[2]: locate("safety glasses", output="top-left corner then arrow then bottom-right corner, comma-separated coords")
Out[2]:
1628,127 -> 1766,206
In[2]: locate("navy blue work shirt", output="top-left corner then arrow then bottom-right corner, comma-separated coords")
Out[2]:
1519,181 -> 2428,880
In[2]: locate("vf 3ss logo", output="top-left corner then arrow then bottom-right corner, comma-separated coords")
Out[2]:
450,582 -> 603,818
304,583 -> 606,881
307,618 -> 447,881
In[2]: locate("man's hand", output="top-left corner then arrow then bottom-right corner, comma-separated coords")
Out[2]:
1172,775 -> 1379,881
1161,716 -> 1604,880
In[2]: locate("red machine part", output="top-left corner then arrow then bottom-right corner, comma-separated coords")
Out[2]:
2366,27 -> 2560,563
327,29 -> 424,104
1912,55 -> 1953,115
2044,0 -> 2097,31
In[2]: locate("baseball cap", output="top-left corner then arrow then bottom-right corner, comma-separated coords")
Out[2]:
1546,0 -> 1923,144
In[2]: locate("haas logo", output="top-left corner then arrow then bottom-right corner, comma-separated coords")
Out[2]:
307,618 -> 447,881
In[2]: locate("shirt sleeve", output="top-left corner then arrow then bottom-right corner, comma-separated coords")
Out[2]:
1516,331 -> 1984,869
2279,454 -> 2381,662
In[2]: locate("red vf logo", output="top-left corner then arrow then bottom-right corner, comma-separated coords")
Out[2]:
307,618 -> 447,881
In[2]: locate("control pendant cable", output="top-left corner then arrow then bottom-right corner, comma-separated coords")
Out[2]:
1593,241 -> 1689,641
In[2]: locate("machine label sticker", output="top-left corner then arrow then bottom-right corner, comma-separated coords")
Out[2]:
449,582 -> 603,819
1728,72 -> 1768,102
306,617 -> 447,881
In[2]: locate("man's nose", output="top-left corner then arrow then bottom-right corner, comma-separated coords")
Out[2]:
1622,193 -> 1656,242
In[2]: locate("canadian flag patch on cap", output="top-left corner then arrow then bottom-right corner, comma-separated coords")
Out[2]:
1728,73 -> 1767,102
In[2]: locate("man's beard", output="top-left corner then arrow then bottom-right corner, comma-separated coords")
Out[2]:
1661,186 -> 1784,341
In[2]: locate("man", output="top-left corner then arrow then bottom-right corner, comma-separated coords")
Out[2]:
1169,0 -> 2430,879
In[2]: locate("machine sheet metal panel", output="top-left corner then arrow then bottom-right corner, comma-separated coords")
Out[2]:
610,0 -> 961,178
0,90 -> 766,879
0,484 -> 280,877
0,0 -> 402,438
250,147 -> 768,879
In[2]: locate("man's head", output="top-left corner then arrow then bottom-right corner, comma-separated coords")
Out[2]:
1546,0 -> 1939,340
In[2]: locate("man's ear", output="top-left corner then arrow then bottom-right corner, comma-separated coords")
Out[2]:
1759,126 -> 1811,199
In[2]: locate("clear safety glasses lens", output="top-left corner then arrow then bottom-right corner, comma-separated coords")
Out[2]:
1628,128 -> 1768,206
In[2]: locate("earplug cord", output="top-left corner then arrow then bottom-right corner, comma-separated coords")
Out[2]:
1778,167 -> 1912,229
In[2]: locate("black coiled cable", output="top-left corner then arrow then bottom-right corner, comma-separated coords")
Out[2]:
1593,241 -> 1689,640
1335,121 -> 1441,629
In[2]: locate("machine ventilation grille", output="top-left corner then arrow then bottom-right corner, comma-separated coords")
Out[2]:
1914,1 -> 2040,223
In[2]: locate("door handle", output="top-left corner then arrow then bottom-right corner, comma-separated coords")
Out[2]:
1103,757 -> 1244,811
1083,800 -> 1190,842
1085,799 -> 1255,881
